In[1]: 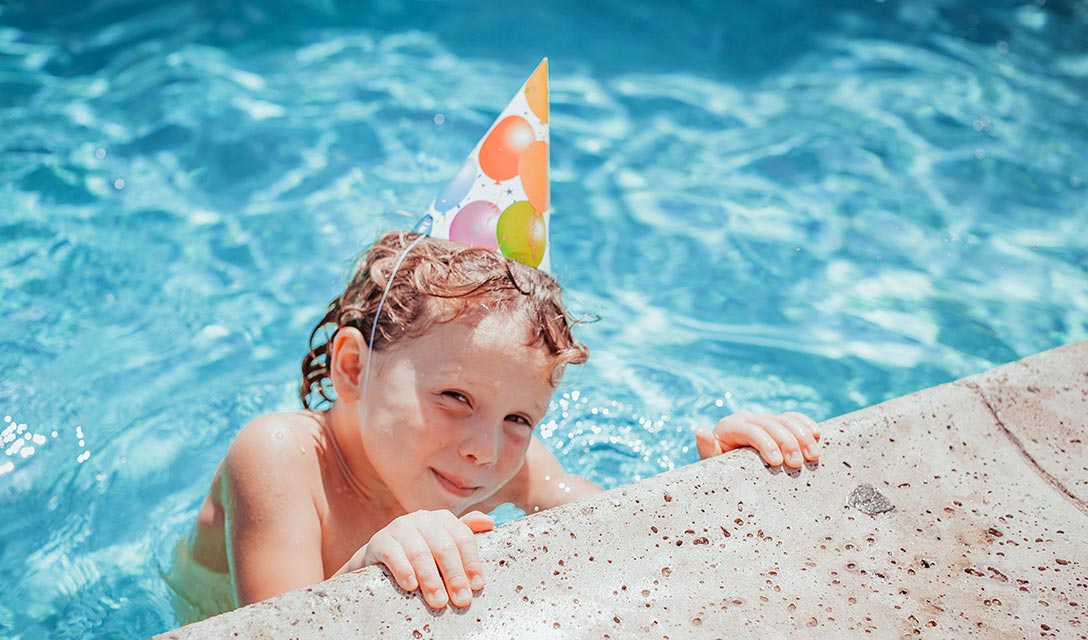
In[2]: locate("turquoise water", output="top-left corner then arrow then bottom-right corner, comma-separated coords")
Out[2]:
2,0 -> 1086,636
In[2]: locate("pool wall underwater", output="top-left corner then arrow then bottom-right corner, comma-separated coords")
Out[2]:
157,340 -> 1088,639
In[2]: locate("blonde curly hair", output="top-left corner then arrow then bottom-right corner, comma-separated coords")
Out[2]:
300,231 -> 589,409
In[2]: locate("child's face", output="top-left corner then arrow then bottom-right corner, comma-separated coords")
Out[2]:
355,311 -> 557,514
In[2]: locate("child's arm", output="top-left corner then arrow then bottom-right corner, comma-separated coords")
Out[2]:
507,410 -> 819,516
510,409 -> 820,514
695,410 -> 821,467
221,416 -> 326,606
514,436 -> 604,512
329,437 -> 599,610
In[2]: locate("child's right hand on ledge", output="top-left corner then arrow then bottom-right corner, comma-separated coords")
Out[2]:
339,510 -> 494,609
695,411 -> 821,469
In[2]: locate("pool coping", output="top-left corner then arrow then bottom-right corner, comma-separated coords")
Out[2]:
154,340 -> 1088,639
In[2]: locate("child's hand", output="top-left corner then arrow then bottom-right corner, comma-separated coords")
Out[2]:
695,411 -> 821,469
357,510 -> 493,609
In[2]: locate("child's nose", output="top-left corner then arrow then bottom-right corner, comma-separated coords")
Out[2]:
458,422 -> 499,466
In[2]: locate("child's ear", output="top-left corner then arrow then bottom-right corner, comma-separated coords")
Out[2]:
329,327 -> 368,403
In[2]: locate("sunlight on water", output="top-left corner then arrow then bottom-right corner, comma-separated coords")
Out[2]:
1,0 -> 1086,636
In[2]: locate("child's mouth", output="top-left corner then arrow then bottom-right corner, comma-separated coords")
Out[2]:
430,468 -> 477,498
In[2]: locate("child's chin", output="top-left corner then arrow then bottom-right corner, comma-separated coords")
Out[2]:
402,490 -> 470,514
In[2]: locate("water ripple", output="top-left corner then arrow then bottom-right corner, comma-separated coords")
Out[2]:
1,0 -> 1086,636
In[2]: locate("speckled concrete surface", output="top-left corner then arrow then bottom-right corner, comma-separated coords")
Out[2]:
156,341 -> 1088,639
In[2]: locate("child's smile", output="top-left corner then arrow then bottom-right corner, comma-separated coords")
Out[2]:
348,310 -> 559,514
430,468 -> 480,498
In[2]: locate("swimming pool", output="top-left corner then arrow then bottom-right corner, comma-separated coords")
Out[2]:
1,0 -> 1085,636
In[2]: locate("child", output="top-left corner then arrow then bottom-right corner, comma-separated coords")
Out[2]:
165,231 -> 821,622
165,60 -> 821,623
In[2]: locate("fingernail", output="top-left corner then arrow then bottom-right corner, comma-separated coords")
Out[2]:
455,588 -> 471,604
470,575 -> 484,590
405,576 -> 417,590
770,451 -> 783,465
432,588 -> 448,606
805,444 -> 819,458
788,452 -> 802,466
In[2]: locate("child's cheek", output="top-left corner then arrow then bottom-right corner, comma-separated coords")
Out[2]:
497,431 -> 532,474
420,406 -> 456,437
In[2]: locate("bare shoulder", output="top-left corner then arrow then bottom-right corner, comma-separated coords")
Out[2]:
229,411 -> 323,458
217,412 -> 328,605
223,411 -> 325,501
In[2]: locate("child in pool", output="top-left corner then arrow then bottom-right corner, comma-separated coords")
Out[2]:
166,231 -> 821,622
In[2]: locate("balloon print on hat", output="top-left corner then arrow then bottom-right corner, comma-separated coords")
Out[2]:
419,58 -> 552,272
518,140 -> 548,213
524,61 -> 549,125
497,200 -> 546,268
435,157 -> 478,212
449,201 -> 501,250
479,116 -> 535,182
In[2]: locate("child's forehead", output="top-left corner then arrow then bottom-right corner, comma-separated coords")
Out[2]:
411,312 -> 556,374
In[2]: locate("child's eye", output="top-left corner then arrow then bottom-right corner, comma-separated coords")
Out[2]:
442,391 -> 470,405
505,414 -> 533,428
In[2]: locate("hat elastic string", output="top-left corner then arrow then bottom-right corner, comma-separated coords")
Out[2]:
359,232 -> 427,411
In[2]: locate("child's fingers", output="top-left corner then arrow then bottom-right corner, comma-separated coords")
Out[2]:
366,536 -> 419,592
718,418 -> 785,467
459,511 -> 494,534
779,414 -> 820,462
746,415 -> 805,468
421,525 -> 473,609
695,427 -> 724,460
448,517 -> 487,593
398,528 -> 448,609
784,411 -> 821,439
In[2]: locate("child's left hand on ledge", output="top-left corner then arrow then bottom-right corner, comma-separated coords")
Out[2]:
695,410 -> 821,469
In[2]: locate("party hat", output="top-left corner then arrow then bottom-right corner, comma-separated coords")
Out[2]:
416,58 -> 551,272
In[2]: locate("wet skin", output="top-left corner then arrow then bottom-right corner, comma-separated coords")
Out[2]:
183,313 -> 821,612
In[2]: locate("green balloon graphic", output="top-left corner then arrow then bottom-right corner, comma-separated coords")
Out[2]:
496,200 -> 546,268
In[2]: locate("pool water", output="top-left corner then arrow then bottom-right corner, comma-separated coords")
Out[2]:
2,0 -> 1086,636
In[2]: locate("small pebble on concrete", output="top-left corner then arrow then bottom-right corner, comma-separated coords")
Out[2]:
848,483 -> 895,515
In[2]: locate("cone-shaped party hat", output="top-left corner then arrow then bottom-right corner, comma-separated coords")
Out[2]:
416,58 -> 551,272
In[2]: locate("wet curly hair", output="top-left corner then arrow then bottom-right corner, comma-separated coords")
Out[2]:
300,231 -> 590,409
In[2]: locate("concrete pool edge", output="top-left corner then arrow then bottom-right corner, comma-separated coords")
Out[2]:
155,340 -> 1088,639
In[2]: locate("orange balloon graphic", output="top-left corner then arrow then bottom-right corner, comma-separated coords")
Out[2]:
524,59 -> 549,124
518,140 -> 549,213
479,116 -> 535,182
